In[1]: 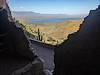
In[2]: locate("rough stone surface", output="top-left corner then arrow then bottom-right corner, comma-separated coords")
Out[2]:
0,7 -> 46,75
0,9 -> 35,61
54,5 -> 100,75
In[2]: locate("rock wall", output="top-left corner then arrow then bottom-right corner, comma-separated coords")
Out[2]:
0,4 -> 46,75
54,5 -> 100,75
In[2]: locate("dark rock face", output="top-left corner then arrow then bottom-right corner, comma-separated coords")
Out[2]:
54,5 -> 100,75
0,8 -> 46,75
0,9 -> 35,61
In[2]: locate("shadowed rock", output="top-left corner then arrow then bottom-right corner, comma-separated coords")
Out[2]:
0,6 -> 46,75
0,9 -> 35,61
54,5 -> 100,75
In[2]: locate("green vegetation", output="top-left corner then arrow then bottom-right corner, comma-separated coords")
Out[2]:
16,19 -> 82,45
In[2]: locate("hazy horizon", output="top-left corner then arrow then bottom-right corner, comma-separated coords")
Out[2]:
8,0 -> 100,15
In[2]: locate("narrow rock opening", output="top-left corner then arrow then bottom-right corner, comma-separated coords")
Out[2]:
0,0 -> 99,75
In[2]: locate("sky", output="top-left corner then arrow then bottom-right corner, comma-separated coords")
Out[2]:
8,0 -> 100,15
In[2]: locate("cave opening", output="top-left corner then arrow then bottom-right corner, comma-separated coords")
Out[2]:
2,0 -> 99,75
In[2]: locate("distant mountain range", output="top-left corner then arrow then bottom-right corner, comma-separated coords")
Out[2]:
11,11 -> 87,20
